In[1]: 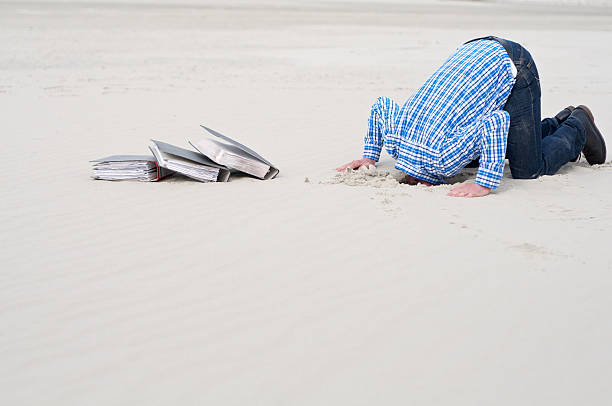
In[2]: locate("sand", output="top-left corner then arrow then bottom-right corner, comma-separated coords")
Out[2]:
322,166 -> 402,187
2,0 -> 612,404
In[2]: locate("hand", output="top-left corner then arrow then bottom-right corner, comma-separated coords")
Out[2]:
447,182 -> 490,198
336,158 -> 376,172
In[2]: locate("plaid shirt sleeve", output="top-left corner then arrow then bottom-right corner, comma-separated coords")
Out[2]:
363,97 -> 400,161
475,110 -> 510,189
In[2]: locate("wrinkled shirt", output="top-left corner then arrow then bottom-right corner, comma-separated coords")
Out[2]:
363,39 -> 516,189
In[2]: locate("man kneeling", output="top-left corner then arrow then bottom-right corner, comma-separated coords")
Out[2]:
337,36 -> 607,198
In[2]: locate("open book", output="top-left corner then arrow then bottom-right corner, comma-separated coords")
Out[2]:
91,155 -> 172,181
149,140 -> 230,182
188,125 -> 279,180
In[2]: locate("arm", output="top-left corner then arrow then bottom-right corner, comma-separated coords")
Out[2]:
475,110 -> 509,189
337,97 -> 400,171
363,96 -> 400,161
448,110 -> 509,197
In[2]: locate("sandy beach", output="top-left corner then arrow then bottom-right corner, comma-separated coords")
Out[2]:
2,0 -> 612,404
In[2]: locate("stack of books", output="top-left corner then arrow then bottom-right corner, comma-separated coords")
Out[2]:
91,155 -> 171,182
90,126 -> 279,183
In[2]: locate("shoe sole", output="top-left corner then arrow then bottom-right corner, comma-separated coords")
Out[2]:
576,105 -> 607,164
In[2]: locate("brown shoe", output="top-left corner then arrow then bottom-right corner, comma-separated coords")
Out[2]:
571,105 -> 606,165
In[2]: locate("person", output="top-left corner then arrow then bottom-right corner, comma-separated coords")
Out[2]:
337,36 -> 606,198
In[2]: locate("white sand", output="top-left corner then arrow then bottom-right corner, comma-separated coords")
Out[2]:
322,166 -> 402,187
2,0 -> 612,404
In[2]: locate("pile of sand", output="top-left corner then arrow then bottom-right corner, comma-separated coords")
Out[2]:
321,166 -> 406,187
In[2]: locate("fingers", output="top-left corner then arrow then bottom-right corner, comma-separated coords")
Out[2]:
448,190 -> 466,197
447,185 -> 472,198
336,160 -> 367,172
335,161 -> 355,171
447,183 -> 489,198
448,192 -> 473,198
335,162 -> 351,171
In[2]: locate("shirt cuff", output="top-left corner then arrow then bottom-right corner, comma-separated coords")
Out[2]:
475,162 -> 504,189
363,143 -> 382,162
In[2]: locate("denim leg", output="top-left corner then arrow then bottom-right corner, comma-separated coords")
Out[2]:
541,117 -> 559,138
541,116 -> 586,172
503,44 -> 584,179
503,62 -> 545,179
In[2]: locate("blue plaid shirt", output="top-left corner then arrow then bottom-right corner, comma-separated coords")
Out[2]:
363,39 -> 516,189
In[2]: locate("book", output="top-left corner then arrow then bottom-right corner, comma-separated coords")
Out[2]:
188,125 -> 279,180
149,139 -> 230,182
91,155 -> 172,181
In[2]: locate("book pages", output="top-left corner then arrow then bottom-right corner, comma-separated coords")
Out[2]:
149,140 -> 226,182
91,155 -> 164,181
190,137 -> 271,179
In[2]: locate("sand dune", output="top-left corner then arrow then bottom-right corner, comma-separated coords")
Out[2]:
1,1 -> 611,404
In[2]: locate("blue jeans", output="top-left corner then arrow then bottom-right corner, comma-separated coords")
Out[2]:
468,37 -> 586,179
